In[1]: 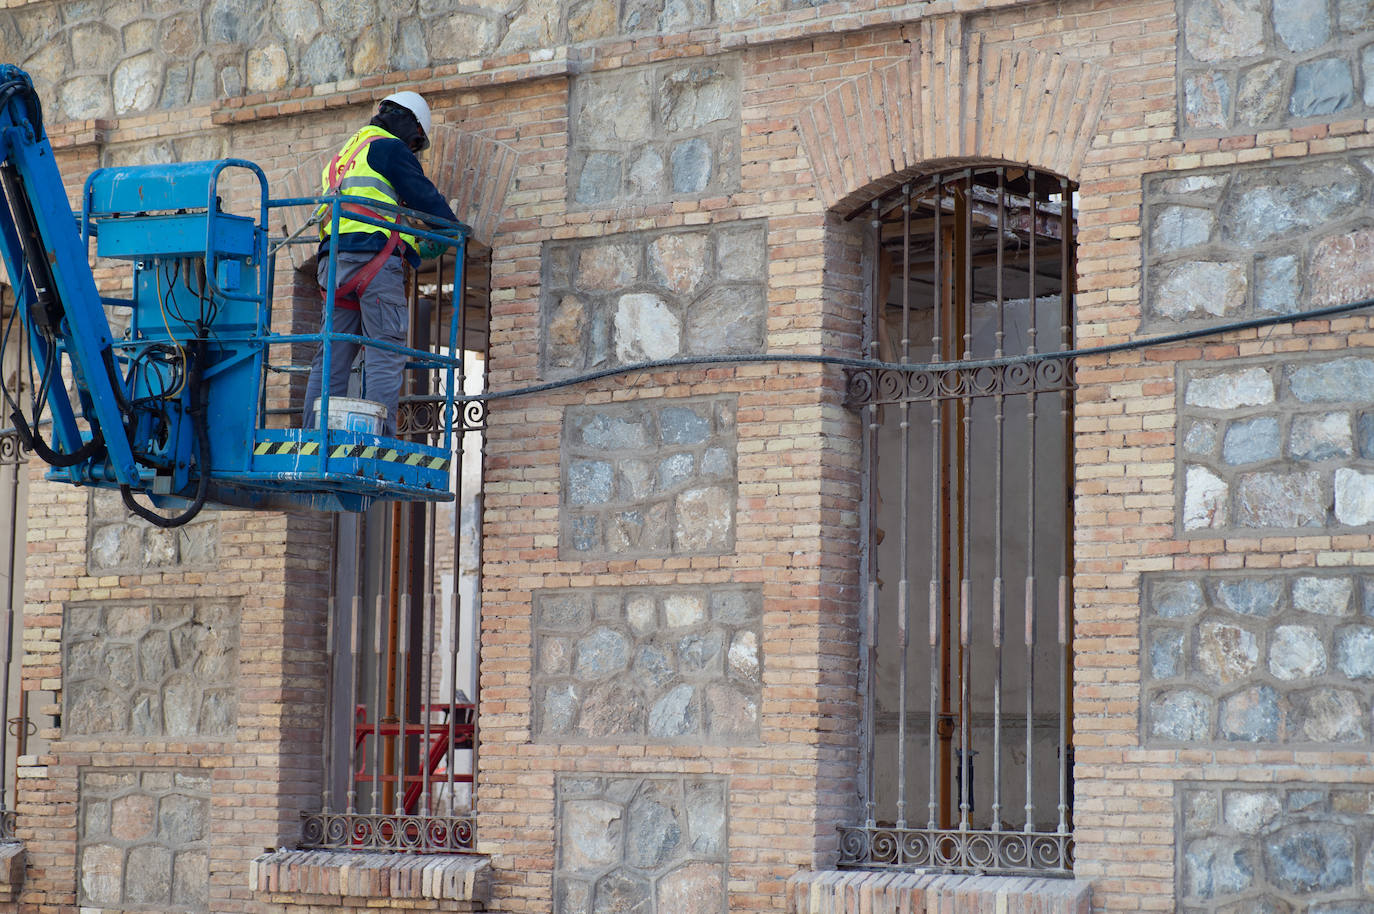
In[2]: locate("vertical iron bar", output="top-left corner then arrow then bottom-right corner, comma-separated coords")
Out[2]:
395,595 -> 410,813
992,166 -> 1006,832
959,170 -> 974,831
421,590 -> 435,815
371,593 -> 384,815
864,198 -> 882,826
346,592 -> 360,814
1058,177 -> 1076,836
928,176 -> 943,831
896,185 -> 912,830
1024,168 -> 1039,833
322,590 -> 336,814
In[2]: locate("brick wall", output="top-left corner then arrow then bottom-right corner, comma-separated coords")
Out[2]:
8,0 -> 1374,913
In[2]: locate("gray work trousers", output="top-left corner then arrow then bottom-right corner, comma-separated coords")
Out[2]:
302,251 -> 408,436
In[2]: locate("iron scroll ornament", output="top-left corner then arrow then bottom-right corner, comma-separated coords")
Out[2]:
300,811 -> 476,854
843,357 -> 1076,408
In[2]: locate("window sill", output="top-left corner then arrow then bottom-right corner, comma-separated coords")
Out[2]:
250,849 -> 489,910
789,869 -> 1090,914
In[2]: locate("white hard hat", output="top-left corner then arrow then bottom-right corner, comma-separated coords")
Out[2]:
381,90 -> 432,149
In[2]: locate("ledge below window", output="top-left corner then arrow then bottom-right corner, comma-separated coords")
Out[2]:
789,869 -> 1090,914
251,850 -> 490,912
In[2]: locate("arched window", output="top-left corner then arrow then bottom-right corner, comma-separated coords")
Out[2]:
841,165 -> 1077,875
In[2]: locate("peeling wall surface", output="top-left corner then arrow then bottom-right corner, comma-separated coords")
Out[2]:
5,0 -> 1374,913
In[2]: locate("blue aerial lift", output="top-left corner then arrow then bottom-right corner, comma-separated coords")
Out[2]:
0,65 -> 471,525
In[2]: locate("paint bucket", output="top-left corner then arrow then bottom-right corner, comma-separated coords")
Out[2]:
314,397 -> 386,435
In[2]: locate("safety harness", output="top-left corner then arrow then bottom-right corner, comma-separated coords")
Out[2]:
321,134 -> 402,310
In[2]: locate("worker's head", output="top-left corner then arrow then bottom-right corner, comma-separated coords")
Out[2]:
374,91 -> 432,153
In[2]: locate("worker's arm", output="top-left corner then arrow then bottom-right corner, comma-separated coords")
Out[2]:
367,137 -> 458,227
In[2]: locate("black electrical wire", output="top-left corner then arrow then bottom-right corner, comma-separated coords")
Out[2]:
120,336 -> 210,528
456,294 -> 1374,404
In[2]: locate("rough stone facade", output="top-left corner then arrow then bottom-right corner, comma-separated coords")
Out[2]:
1179,782 -> 1374,913
533,585 -> 761,743
1181,352 -> 1374,532
1178,0 -> 1374,134
77,767 -> 211,911
542,222 -> 767,374
560,397 -> 737,557
1143,155 -> 1374,326
63,600 -> 238,740
1144,572 -> 1374,745
554,774 -> 727,914
6,0 -> 1374,913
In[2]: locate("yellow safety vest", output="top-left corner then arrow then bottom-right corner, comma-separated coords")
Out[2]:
319,125 -> 418,253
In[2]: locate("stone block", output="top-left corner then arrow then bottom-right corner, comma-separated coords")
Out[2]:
648,683 -> 698,738
670,137 -> 712,193
1149,688 -> 1211,741
1186,367 -> 1274,409
561,799 -> 624,872
1184,71 -> 1232,129
1182,0 -> 1265,62
1237,61 -> 1287,126
1150,204 -> 1214,253
1255,254 -> 1300,313
1335,468 -> 1374,525
1221,162 -> 1364,245
1234,471 -> 1324,528
1291,357 -> 1374,403
660,64 -> 735,131
1222,790 -> 1282,835
1151,260 -> 1247,321
1268,625 -> 1327,680
574,627 -> 630,679
613,292 -> 681,362
1184,466 -> 1229,530
1274,1 -> 1331,52
80,843 -> 123,906
1218,684 -> 1281,741
1287,687 -> 1366,741
1290,58 -> 1355,118
656,861 -> 725,911
1183,838 -> 1254,900
1263,825 -> 1355,893
1309,228 -> 1374,308
1222,416 -> 1279,465
1334,625 -> 1374,678
1293,576 -> 1354,616
648,231 -> 708,297
1290,412 -> 1352,461
1154,579 -> 1205,617
1196,621 -> 1259,683
575,151 -> 622,205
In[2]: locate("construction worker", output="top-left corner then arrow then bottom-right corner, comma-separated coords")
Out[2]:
302,90 -> 458,436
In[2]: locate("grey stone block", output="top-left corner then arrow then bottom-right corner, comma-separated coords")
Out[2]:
1151,260 -> 1247,321
1223,416 -> 1279,465
1184,71 -> 1232,129
1186,368 -> 1275,409
1221,162 -> 1364,245
1218,684 -> 1281,741
1237,61 -> 1288,126
1150,205 -> 1214,253
670,137 -> 712,193
1182,0 -> 1265,62
1274,0 -> 1331,51
1288,687 -> 1366,741
1290,412 -> 1351,461
1333,625 -> 1374,678
1263,826 -> 1355,893
1196,621 -> 1260,683
1268,624 -> 1327,680
1149,688 -> 1211,741
1184,838 -> 1254,900
1290,58 -> 1355,118
1293,576 -> 1353,616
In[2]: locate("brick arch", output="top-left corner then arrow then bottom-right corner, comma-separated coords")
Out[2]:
797,15 -> 1111,215
276,124 -> 518,270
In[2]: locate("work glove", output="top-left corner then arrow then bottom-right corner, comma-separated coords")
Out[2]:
416,239 -> 445,260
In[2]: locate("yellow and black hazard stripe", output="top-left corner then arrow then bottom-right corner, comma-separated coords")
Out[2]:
254,440 -> 449,472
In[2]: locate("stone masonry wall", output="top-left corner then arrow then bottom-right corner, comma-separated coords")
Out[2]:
561,396 -> 736,558
77,767 -> 211,911
542,222 -> 768,376
568,60 -> 741,207
533,585 -> 761,744
1179,782 -> 1374,913
87,490 -> 218,575
1180,352 -> 1374,532
554,774 -> 727,914
63,599 -> 238,741
1143,571 -> 1374,745
1178,0 -> 1374,135
1143,155 -> 1374,327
